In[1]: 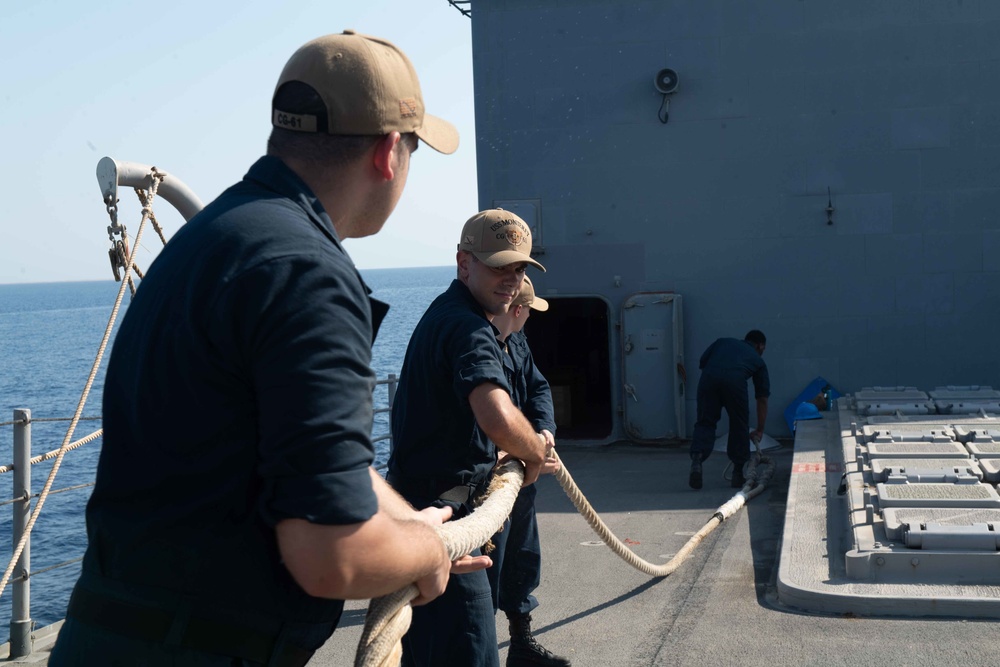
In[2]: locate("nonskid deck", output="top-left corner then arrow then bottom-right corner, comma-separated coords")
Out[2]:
12,426 -> 1000,665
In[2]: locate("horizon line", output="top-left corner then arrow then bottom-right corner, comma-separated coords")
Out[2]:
0,265 -> 455,288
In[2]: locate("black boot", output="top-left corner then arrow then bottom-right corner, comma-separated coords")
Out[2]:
507,612 -> 571,666
688,460 -> 703,490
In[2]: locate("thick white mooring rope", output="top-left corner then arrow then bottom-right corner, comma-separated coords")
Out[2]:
355,460 -> 526,667
355,450 -> 775,666
552,450 -> 776,577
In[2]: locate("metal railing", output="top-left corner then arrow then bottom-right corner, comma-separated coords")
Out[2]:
2,374 -> 399,658
9,409 -> 31,659
2,409 -> 98,658
373,374 -> 398,445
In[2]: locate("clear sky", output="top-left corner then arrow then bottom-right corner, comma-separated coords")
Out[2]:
0,0 -> 477,284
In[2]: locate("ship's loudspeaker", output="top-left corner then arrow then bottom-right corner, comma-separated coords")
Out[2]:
653,68 -> 679,95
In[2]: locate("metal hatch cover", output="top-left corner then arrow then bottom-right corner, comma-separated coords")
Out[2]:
871,459 -> 981,482
855,386 -> 935,416
859,423 -> 954,441
882,508 -> 1000,550
876,481 -> 1000,508
866,441 -> 968,458
930,385 -> 1000,415
620,292 -> 684,442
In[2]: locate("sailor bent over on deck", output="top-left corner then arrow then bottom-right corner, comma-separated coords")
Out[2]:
688,330 -> 769,490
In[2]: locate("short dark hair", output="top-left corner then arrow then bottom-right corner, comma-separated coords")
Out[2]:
266,128 -> 380,168
744,330 -> 766,346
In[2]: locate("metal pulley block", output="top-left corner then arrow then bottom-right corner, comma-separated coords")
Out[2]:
107,238 -> 130,282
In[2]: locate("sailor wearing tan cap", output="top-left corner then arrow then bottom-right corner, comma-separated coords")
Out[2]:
487,277 -> 572,667
51,31 -> 479,667
388,209 -> 549,667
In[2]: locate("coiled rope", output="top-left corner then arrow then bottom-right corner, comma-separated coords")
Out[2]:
355,448 -> 775,666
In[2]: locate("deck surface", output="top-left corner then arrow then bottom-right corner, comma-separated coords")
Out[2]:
11,420 -> 1000,665
314,429 -> 1000,666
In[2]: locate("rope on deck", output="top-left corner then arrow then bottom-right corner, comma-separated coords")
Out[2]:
355,459 -> 525,667
355,448 -> 775,666
552,450 -> 776,578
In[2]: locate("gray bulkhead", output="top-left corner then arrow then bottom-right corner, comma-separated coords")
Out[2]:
470,0 -> 1000,444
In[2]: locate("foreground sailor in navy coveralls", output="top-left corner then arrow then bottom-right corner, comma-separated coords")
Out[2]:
388,209 -> 550,667
51,31 -> 488,667
488,276 -> 572,667
688,330 -> 770,490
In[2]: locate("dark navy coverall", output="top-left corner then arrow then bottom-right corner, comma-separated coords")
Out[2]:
689,337 -> 770,465
51,157 -> 386,667
388,279 -> 512,667
487,330 -> 555,616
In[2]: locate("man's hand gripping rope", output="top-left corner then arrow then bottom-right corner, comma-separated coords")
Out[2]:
355,459 -> 526,667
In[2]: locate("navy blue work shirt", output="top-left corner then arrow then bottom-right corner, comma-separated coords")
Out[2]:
83,156 -> 384,627
505,331 -> 556,434
388,279 -> 511,507
699,337 -> 770,399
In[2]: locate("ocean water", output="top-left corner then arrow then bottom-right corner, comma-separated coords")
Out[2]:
0,266 -> 453,644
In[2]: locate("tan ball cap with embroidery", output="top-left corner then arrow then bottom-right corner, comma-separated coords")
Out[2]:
513,275 -> 549,311
272,30 -> 459,154
458,209 -> 546,272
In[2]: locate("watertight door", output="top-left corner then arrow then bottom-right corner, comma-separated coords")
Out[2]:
621,293 -> 684,442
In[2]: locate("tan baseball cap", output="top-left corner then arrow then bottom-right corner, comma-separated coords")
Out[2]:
272,30 -> 459,154
513,275 -> 549,311
458,209 -> 546,272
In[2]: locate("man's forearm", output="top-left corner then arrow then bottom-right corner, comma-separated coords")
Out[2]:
372,468 -> 419,519
276,512 -> 446,601
756,397 -> 768,431
276,470 -> 449,601
470,383 -> 546,464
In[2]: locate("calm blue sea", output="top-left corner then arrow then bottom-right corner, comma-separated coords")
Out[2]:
0,266 -> 453,644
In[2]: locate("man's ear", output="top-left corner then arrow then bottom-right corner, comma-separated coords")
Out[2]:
372,132 -> 402,180
457,251 -> 472,279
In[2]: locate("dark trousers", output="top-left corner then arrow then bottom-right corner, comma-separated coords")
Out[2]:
49,581 -> 329,667
486,484 -> 541,617
402,547 -> 500,667
50,616 -> 327,667
51,618 -> 248,666
690,373 -> 750,464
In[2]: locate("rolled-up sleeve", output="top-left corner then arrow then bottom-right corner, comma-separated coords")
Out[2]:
451,324 -> 510,400
217,254 -> 378,527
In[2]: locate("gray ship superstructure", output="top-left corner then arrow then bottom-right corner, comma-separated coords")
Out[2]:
469,0 -> 1000,446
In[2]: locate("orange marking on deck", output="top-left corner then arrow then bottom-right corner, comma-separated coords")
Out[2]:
792,462 -> 844,473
